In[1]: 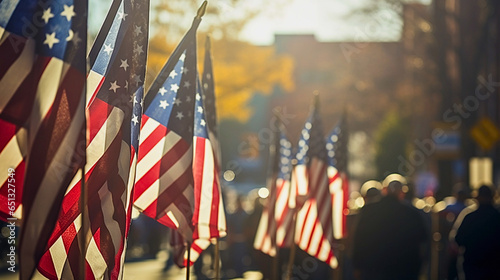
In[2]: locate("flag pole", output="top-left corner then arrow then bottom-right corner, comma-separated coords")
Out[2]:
214,239 -> 220,279
79,1 -> 91,277
285,159 -> 298,280
186,242 -> 191,280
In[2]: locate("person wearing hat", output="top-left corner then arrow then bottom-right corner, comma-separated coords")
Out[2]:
452,184 -> 500,279
352,180 -> 428,280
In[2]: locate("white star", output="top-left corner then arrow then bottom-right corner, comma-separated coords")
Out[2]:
206,73 -> 212,80
179,53 -> 186,61
200,119 -> 206,126
129,94 -> 136,103
132,74 -> 142,86
120,59 -> 129,71
197,106 -> 203,113
174,98 -> 182,106
181,67 -> 188,74
203,82 -> 208,90
159,100 -> 168,109
133,44 -> 143,55
66,30 -> 82,46
169,70 -> 177,79
134,25 -> 142,36
124,80 -> 129,90
131,115 -> 139,125
109,81 -> 120,93
103,44 -> 113,55
43,32 -> 59,49
170,84 -> 179,93
41,8 -> 54,24
186,96 -> 192,102
118,11 -> 128,21
61,5 -> 76,21
184,81 -> 191,88
196,94 -> 201,101
176,112 -> 184,120
158,87 -> 167,95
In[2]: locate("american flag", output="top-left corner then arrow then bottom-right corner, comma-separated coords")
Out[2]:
254,116 -> 294,256
326,115 -> 349,239
0,0 -> 87,278
202,36 -> 221,166
34,0 -> 149,278
133,9 -> 201,246
293,95 -> 337,268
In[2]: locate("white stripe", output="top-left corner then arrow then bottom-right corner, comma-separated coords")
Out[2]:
117,140 -> 131,195
98,181 -> 123,253
0,38 -> 35,113
195,139 -> 215,239
166,211 -> 180,228
65,106 -> 124,195
86,235 -> 107,279
0,133 -> 23,185
48,236 -> 67,279
86,70 -> 104,107
135,144 -> 192,207
138,116 -> 160,146
21,94 -> 84,274
28,58 -> 67,148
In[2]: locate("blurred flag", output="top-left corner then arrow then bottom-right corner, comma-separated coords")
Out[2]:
254,115 -> 294,256
201,36 -> 221,167
35,0 -> 149,278
326,114 -> 349,239
293,94 -> 337,268
0,0 -> 87,278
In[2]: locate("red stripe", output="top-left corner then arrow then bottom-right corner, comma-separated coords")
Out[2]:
192,137 -> 205,226
0,33 -> 27,79
88,97 -> 115,143
137,121 -> 167,162
134,133 -> 190,198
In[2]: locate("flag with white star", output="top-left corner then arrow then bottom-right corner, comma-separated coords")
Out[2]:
292,94 -> 337,268
326,113 -> 349,239
32,0 -> 149,278
254,115 -> 295,256
133,5 -> 201,248
0,0 -> 87,279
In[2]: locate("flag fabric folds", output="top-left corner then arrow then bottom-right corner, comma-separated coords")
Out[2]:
35,0 -> 149,278
326,115 -> 349,239
254,115 -> 294,256
134,6 -> 226,265
133,15 -> 199,242
293,95 -> 337,268
193,40 -> 226,242
0,0 -> 87,278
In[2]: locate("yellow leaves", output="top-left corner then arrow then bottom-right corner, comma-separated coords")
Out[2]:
145,35 -> 295,123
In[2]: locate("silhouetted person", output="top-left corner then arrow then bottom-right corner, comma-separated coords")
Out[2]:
452,185 -> 500,280
352,180 -> 427,280
439,185 -> 468,279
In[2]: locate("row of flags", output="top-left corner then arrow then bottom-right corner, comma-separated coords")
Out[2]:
254,95 -> 349,268
0,0 -> 225,279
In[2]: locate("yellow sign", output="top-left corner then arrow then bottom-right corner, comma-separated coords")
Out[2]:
470,117 -> 500,151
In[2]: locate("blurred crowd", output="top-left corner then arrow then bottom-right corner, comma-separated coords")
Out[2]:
120,175 -> 500,280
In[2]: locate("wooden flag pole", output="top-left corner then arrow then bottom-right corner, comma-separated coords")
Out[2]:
186,242 -> 191,280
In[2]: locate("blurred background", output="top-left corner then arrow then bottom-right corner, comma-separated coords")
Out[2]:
3,0 -> 497,279
81,0 -> 500,201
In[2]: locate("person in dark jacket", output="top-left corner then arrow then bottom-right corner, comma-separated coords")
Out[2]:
452,184 -> 500,280
352,180 -> 428,280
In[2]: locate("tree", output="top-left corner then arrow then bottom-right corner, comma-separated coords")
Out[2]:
146,35 -> 294,122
